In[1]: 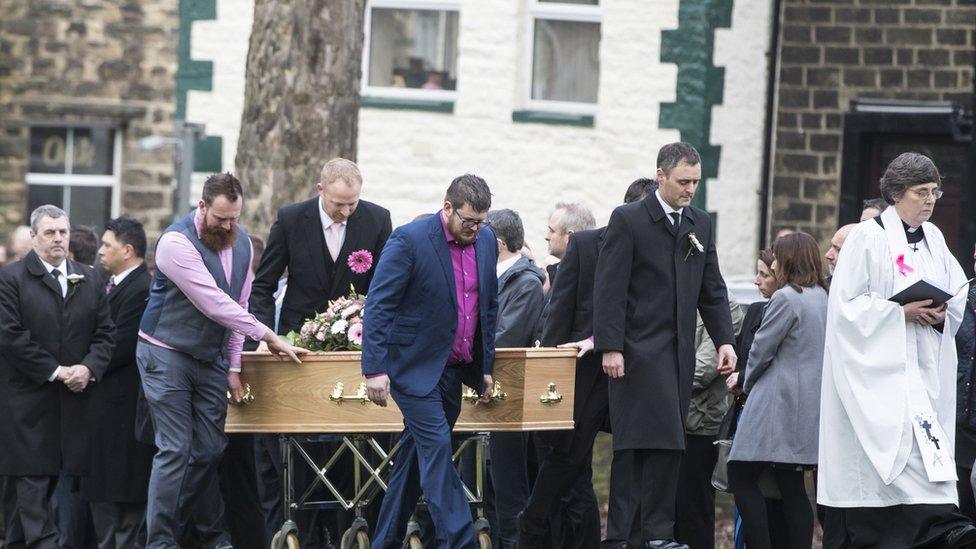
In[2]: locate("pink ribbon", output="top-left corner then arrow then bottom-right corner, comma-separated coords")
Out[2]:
896,254 -> 914,276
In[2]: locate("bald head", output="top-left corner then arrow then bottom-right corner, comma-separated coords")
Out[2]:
825,224 -> 857,271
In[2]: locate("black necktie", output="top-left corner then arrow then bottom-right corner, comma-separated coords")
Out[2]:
51,269 -> 64,297
669,212 -> 681,227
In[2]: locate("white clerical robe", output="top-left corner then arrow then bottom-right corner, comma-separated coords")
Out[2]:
818,206 -> 968,507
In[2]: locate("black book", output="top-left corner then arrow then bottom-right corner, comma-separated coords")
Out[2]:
889,277 -> 973,307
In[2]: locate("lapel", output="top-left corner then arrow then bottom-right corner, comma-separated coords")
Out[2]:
109,263 -> 146,303
302,197 -> 331,292
641,194 -> 677,237
427,213 -> 458,309
64,260 -> 80,304
26,251 -> 63,299
676,207 -> 698,246
329,206 -> 364,297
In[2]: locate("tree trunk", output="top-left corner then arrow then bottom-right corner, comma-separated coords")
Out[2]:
235,0 -> 365,234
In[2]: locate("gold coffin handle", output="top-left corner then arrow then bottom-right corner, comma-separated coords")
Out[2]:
539,382 -> 562,405
227,383 -> 254,406
329,381 -> 371,405
462,381 -> 507,404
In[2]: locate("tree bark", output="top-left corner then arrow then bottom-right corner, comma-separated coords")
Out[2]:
235,0 -> 365,234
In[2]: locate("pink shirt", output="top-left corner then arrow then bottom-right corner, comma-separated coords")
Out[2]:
441,212 -> 478,365
139,210 -> 270,371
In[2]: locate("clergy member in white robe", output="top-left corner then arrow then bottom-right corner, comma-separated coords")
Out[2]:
819,152 -> 976,548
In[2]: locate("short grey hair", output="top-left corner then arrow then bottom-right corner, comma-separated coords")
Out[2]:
29,205 -> 68,232
657,142 -> 701,175
552,202 -> 596,233
487,209 -> 524,253
880,152 -> 941,205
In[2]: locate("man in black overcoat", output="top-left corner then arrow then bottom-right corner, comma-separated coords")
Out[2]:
518,179 -> 656,549
593,143 -> 736,549
249,158 -> 392,545
0,205 -> 114,548
80,216 -> 155,548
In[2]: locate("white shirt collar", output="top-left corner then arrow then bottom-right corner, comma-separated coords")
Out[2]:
39,257 -> 67,275
112,262 -> 142,285
496,255 -> 521,279
655,189 -> 683,220
318,196 -> 348,229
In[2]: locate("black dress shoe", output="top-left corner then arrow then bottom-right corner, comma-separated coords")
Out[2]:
946,524 -> 976,548
643,541 -> 689,549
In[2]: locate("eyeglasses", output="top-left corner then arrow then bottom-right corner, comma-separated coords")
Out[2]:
909,188 -> 944,200
453,210 -> 489,230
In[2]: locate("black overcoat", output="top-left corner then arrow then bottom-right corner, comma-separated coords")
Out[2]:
250,197 -> 392,335
0,251 -> 114,475
593,196 -> 734,450
542,227 -> 607,425
81,263 -> 155,502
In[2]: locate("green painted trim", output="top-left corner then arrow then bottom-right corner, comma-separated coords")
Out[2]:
511,110 -> 595,127
361,96 -> 455,113
176,0 -> 216,119
193,135 -> 222,173
659,0 -> 733,209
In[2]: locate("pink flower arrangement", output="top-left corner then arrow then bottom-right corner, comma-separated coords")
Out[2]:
348,249 -> 373,275
285,288 -> 367,352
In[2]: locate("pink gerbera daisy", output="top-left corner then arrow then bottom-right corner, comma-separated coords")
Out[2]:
348,249 -> 373,274
347,322 -> 364,345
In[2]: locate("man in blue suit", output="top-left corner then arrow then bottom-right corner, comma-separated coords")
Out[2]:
362,174 -> 498,548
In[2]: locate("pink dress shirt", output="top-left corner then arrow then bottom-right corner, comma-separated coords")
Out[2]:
138,210 -> 270,372
440,212 -> 479,365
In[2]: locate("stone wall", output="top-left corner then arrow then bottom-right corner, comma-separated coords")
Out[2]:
769,0 -> 975,243
0,0 -> 178,239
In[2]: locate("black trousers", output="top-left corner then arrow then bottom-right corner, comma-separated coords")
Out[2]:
522,378 -> 606,549
53,473 -> 95,549
253,434 -> 284,542
218,433 -> 267,549
675,434 -> 718,549
89,501 -> 146,549
728,461 -> 812,549
489,432 -> 530,549
605,449 -> 682,543
3,475 -> 59,549
823,503 -> 972,549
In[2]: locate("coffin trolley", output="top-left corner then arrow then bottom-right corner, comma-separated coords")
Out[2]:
227,348 -> 577,549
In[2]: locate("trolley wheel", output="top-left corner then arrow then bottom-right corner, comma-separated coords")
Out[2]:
340,527 -> 371,549
477,529 -> 491,549
406,532 -> 423,549
271,531 -> 300,549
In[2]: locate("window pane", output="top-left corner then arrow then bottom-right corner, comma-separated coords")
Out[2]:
368,8 -> 459,91
29,127 -> 68,174
532,19 -> 600,103
71,128 -> 115,176
27,185 -> 65,218
68,186 -> 113,231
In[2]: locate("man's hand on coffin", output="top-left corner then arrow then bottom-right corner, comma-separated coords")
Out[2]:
365,374 -> 390,407
476,374 -> 494,405
262,330 -> 306,364
602,351 -> 625,379
717,344 -> 737,375
227,372 -> 244,404
558,338 -> 594,358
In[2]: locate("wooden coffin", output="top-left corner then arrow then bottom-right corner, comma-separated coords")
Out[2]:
225,348 -> 577,433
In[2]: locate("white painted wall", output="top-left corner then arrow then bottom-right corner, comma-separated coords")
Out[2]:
185,0 -> 771,277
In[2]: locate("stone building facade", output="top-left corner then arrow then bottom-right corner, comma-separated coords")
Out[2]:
768,0 -> 975,258
0,0 -> 179,240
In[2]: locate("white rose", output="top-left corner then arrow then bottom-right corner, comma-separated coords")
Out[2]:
330,319 -> 349,335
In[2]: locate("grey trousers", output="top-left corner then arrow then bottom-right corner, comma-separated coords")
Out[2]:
2,475 -> 59,549
89,501 -> 146,549
137,342 -> 229,549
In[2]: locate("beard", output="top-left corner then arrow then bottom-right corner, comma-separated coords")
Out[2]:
200,223 -> 237,251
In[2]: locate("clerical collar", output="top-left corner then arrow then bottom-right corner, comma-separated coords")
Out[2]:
873,216 -> 924,249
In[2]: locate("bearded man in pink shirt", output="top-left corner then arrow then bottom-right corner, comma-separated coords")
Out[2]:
136,173 -> 302,548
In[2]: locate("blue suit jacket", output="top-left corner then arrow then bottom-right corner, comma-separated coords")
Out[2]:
362,213 -> 498,397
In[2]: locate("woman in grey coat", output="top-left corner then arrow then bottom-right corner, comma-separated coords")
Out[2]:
727,232 -> 829,549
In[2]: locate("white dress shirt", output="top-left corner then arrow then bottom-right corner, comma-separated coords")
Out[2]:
655,189 -> 684,225
109,262 -> 142,288
319,196 -> 347,261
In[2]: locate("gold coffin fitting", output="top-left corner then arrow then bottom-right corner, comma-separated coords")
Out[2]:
461,380 -> 507,404
539,383 -> 562,405
329,381 -> 371,405
227,383 -> 254,405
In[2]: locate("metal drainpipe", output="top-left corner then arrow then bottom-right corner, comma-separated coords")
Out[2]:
758,0 -> 784,249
